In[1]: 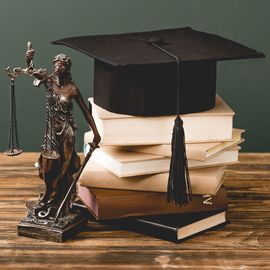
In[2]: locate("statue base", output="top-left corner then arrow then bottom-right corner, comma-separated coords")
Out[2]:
18,201 -> 88,242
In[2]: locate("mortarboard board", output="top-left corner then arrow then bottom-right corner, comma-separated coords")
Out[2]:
52,27 -> 264,116
52,27 -> 264,206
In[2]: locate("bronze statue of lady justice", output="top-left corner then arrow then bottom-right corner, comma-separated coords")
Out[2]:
5,42 -> 101,242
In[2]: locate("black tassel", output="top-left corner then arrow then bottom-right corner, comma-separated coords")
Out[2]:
147,38 -> 192,206
167,115 -> 192,206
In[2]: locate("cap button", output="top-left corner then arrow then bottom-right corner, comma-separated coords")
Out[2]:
148,37 -> 165,45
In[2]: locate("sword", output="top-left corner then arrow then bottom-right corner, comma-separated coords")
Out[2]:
54,142 -> 99,222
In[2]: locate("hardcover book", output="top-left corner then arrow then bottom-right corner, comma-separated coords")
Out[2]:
107,210 -> 226,242
78,185 -> 228,220
86,96 -> 234,145
89,145 -> 239,177
108,128 -> 244,161
79,161 -> 225,195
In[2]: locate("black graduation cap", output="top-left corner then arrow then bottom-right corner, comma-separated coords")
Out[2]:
52,27 -> 264,206
52,27 -> 264,116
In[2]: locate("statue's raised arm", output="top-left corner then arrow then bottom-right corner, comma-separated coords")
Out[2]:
5,42 -> 52,87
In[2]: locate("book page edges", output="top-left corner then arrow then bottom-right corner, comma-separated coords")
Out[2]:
79,161 -> 225,195
177,212 -> 226,240
89,95 -> 234,119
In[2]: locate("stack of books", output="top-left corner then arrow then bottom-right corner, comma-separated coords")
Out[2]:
79,95 -> 244,241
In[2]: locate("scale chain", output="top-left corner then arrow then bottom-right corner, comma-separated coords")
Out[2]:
5,79 -> 22,156
41,85 -> 59,159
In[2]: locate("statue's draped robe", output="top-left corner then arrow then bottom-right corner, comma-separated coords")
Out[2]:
37,92 -> 81,212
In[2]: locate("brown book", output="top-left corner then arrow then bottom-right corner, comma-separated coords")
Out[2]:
79,161 -> 225,195
78,185 -> 228,221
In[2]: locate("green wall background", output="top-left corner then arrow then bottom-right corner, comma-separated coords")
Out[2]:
0,0 -> 269,152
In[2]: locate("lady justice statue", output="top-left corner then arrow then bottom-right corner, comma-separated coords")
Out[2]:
4,42 -> 101,242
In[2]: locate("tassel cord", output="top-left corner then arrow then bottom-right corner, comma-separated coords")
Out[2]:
151,43 -> 180,115
151,41 -> 192,206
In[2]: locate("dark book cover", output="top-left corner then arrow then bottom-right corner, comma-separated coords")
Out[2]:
129,210 -> 227,242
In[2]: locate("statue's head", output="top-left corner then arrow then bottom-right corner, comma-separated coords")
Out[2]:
53,54 -> 72,76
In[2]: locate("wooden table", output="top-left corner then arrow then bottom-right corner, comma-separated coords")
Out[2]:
0,152 -> 269,269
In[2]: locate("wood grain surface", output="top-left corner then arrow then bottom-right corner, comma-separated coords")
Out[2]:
0,152 -> 270,269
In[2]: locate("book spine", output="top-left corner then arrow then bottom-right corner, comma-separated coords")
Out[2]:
119,219 -> 178,242
83,143 -> 90,156
78,185 -> 228,220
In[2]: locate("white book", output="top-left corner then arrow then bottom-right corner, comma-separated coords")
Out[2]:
109,128 -> 244,161
89,146 -> 239,177
79,161 -> 225,195
88,95 -> 234,145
